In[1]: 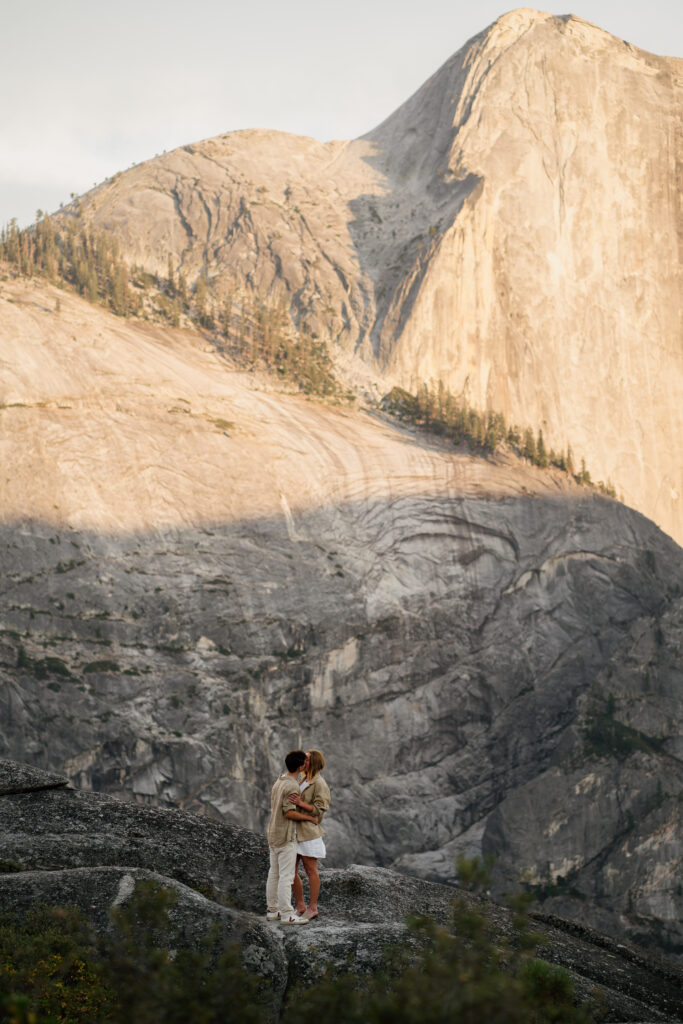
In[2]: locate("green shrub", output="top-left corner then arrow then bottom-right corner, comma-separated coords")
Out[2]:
0,860 -> 24,873
0,882 -> 270,1024
16,646 -> 31,670
583,713 -> 663,760
0,859 -> 594,1023
0,905 -> 115,1023
27,656 -> 72,680
43,657 -> 71,676
83,660 -> 120,674
102,881 -> 267,1024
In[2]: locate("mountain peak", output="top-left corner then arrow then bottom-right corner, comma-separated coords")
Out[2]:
39,6 -> 683,548
484,7 -> 555,45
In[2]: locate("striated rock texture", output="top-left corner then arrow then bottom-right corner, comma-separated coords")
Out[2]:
63,9 -> 683,545
1,759 -> 682,1022
1,277 -> 681,959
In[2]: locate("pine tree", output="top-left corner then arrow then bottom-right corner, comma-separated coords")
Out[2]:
194,276 -> 207,324
220,292 -> 233,337
483,424 -> 498,452
166,254 -> 175,296
566,445 -> 575,476
436,379 -> 447,422
111,264 -> 129,316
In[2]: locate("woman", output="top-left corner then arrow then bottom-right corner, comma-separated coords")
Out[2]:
289,749 -> 330,920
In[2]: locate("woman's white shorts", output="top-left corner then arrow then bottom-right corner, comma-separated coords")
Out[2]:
296,836 -> 326,858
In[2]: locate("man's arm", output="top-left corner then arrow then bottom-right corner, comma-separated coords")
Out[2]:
280,780 -> 316,822
284,809 -> 318,822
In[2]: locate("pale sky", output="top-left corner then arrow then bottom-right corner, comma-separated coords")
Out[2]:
2,0 -> 681,227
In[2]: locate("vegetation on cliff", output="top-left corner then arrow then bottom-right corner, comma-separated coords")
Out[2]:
381,385 -> 618,498
0,213 -> 137,318
0,213 -> 640,479
0,214 -> 349,402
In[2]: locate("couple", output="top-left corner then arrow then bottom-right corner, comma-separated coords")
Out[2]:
266,748 -> 330,925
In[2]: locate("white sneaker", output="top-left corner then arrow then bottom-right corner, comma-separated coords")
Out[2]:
266,910 -> 280,921
280,913 -> 309,925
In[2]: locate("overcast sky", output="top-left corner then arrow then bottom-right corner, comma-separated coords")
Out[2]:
2,0 -> 681,227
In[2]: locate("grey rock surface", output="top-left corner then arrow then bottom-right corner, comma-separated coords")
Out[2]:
0,758 -> 68,795
1,487 -> 681,958
0,782 -> 267,911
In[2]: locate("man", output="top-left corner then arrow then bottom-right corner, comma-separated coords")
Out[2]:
266,749 -> 319,924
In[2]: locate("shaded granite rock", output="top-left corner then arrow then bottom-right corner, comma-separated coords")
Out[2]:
1,488 -> 680,958
0,781 -> 267,911
0,758 -> 68,795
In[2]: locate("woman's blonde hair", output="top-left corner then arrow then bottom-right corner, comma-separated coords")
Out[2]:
305,749 -> 325,781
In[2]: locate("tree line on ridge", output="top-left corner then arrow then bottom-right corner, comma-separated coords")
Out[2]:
381,385 -> 617,498
0,213 -> 346,401
1,212 -> 616,494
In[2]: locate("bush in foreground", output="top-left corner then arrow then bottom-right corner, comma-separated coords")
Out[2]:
0,882 -> 266,1024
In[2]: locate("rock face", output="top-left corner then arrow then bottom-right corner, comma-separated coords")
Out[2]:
1,759 -> 682,1022
1,277 -> 681,959
64,9 -> 683,545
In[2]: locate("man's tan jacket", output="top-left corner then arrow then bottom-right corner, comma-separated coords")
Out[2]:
267,774 -> 299,847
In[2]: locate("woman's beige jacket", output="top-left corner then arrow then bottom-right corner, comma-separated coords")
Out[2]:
297,774 -> 330,842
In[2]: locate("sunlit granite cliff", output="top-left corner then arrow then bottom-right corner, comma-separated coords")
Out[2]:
62,9 -> 683,544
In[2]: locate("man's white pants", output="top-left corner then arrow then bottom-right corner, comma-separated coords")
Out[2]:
266,841 -> 298,916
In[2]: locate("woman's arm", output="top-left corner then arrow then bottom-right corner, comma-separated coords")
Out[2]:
287,792 -> 315,813
310,779 -> 330,820
288,778 -> 329,818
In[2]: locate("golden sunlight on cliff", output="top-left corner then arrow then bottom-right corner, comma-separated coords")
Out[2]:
0,277 -> 579,534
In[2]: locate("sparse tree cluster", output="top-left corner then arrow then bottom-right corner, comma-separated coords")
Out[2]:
381,384 -> 617,497
0,214 -> 624,456
222,292 -> 345,399
1,214 -> 349,401
0,214 -> 140,317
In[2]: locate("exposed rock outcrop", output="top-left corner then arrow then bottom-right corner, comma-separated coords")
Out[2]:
1,759 -> 682,1021
0,867 -> 289,1010
60,10 -> 683,544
